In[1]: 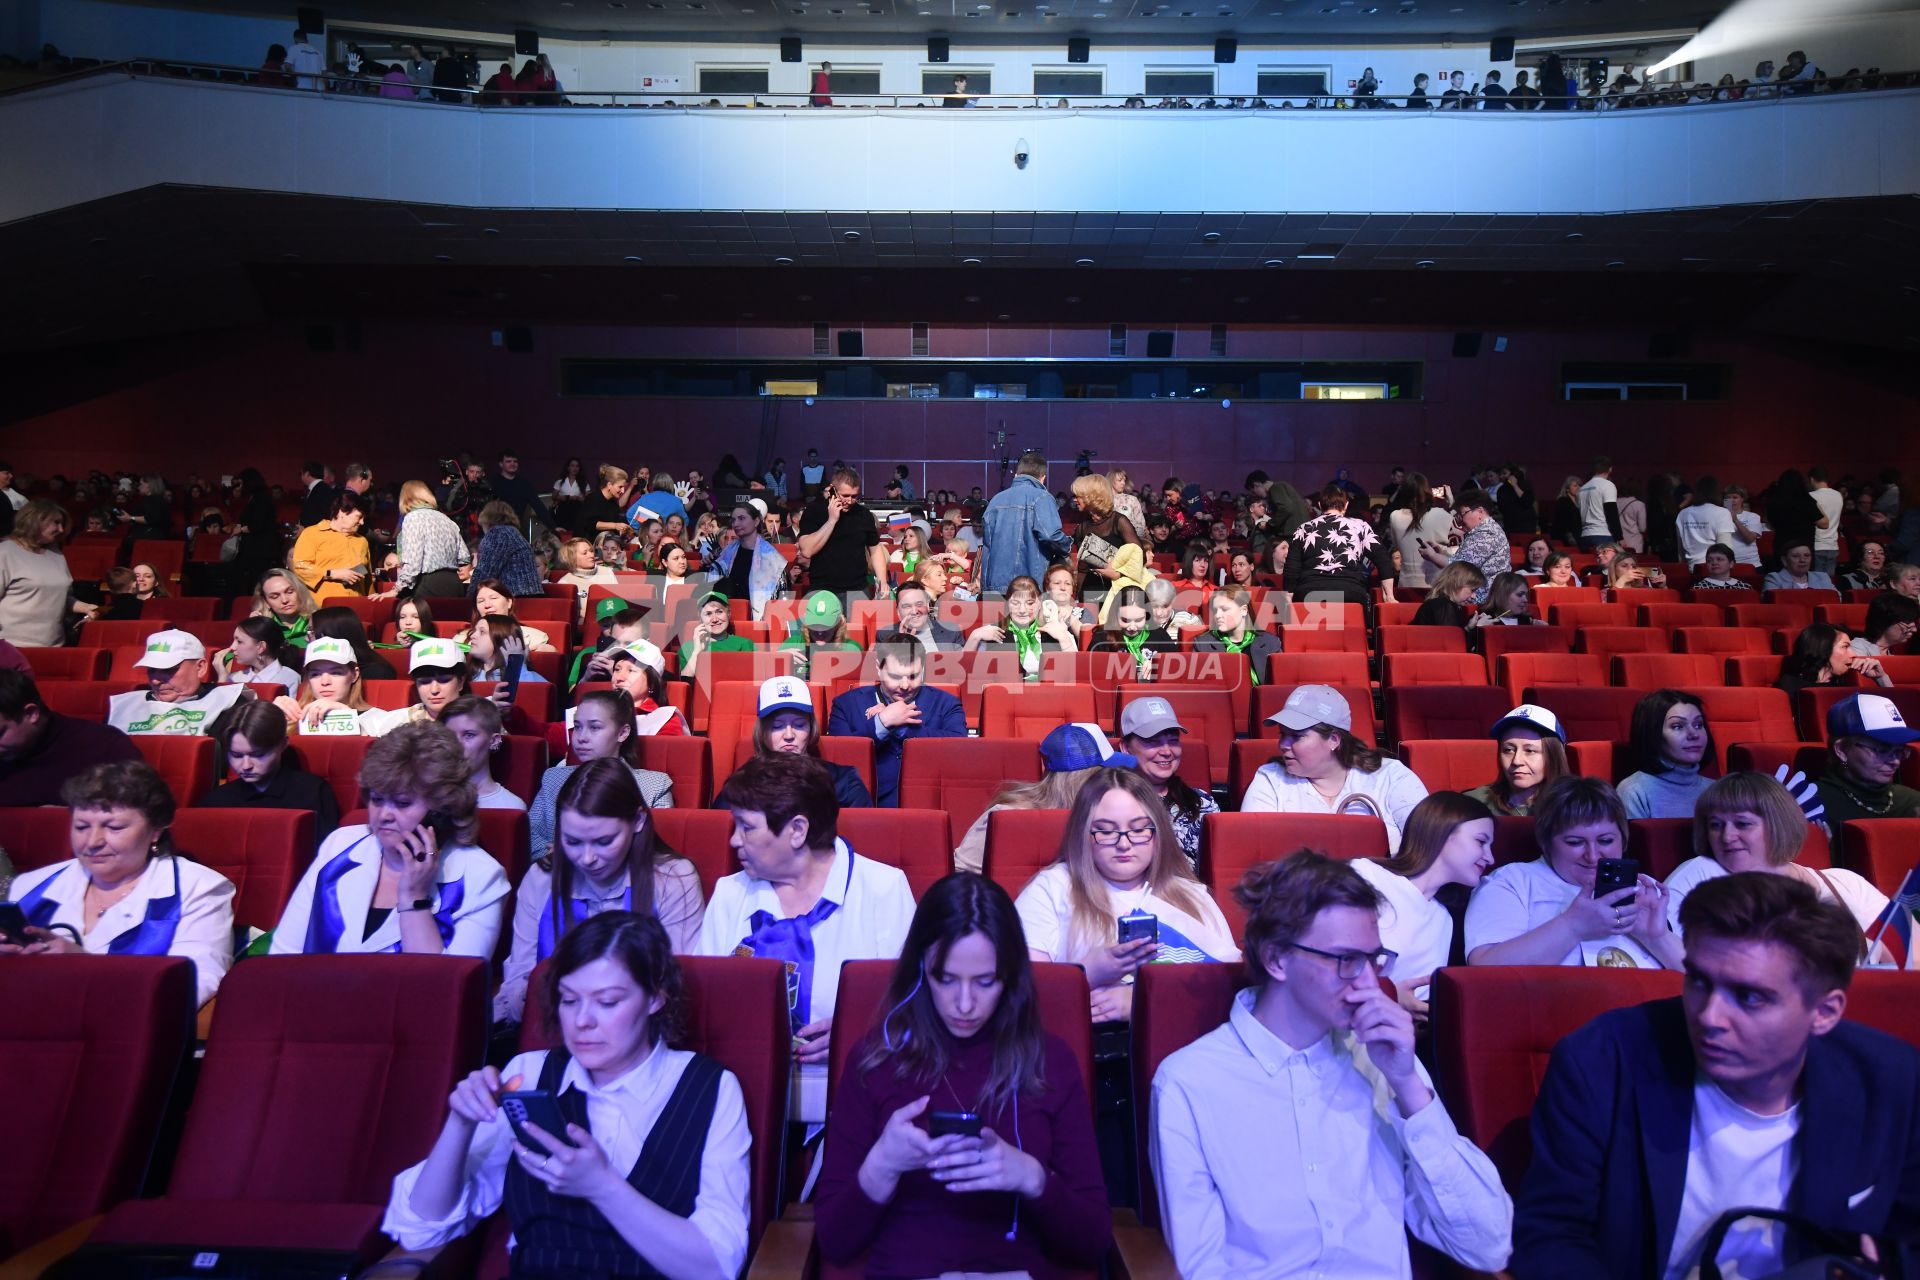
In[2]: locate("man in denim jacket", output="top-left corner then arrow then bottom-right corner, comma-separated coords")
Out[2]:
980,450 -> 1071,594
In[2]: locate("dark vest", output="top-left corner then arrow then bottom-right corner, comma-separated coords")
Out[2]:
504,1047 -> 724,1279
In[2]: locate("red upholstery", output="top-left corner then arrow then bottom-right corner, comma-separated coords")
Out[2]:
1570,739 -> 1630,783
474,679 -> 553,725
1531,686 -> 1644,746
0,806 -> 75,873
983,808 -> 1071,900
1574,625 -> 1671,663
1761,589 -> 1839,609
1490,815 -> 1539,867
1615,588 -> 1682,609
1399,740 -> 1495,793
1728,603 -> 1810,629
835,809 -> 952,898
1384,685 -> 1511,745
1725,741 -> 1827,781
1134,656 -> 1254,740
1279,623 -> 1368,654
1838,820 -> 1920,897
1611,653 -> 1723,690
87,955 -> 488,1260
1638,604 -> 1723,631
651,808 -> 738,895
1684,686 -> 1797,771
19,646 -> 111,680
1496,653 -> 1606,704
981,682 -> 1097,740
898,738 -> 1042,840
492,734 -> 549,806
1548,603 -> 1631,629
1202,814 -> 1389,936
1268,651 -> 1369,689
1879,656 -> 1920,685
635,734 -> 713,809
1116,688 -> 1233,786
1532,586 -> 1605,610
0,957 -> 195,1254
61,543 -> 118,587
1627,818 -> 1695,880
1129,965 -> 1240,1227
1433,966 -> 1680,1189
1278,601 -> 1367,632
133,734 -> 215,806
1817,604 -> 1872,630
1672,627 -> 1775,656
1377,625 -> 1467,655
1253,684 -> 1377,746
284,736 -> 371,814
1375,602 -> 1421,627
817,735 -> 877,799
35,679 -> 142,721
1381,652 -> 1488,688
1798,686 -> 1920,742
140,597 -> 218,622
130,540 -> 185,587
1478,625 -> 1571,667
1727,654 -> 1787,687
177,809 -> 317,932
80,619 -> 232,651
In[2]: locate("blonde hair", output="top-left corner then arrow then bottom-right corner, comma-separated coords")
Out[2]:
598,464 -> 629,491
252,569 -> 317,621
1043,768 -> 1210,962
1431,560 -> 1487,599
1692,772 -> 1808,867
9,500 -> 67,551
398,480 -> 438,514
1070,474 -> 1114,519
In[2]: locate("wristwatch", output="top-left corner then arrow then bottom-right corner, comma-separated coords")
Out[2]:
396,898 -> 434,913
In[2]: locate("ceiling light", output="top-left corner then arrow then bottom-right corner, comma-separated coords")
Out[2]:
843,230 -> 862,242
996,313 -> 1011,320
1075,257 -> 1095,266
1415,258 -> 1435,267
623,254 -> 644,262
1202,231 -> 1221,242
962,256 -> 983,265
1263,258 -> 1284,267
1606,259 -> 1626,267
1298,243 -> 1340,259
774,255 -> 795,264
1563,230 -> 1584,240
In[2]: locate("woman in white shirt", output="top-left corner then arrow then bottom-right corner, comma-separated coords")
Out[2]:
1015,768 -> 1236,1024
1723,486 -> 1766,567
270,721 -> 509,957
1351,791 -> 1497,1022
3,760 -> 235,1008
1241,684 -> 1429,851
442,694 -> 526,812
530,690 -> 676,862
1466,776 -> 1684,971
212,617 -> 300,691
497,759 -> 705,1027
696,753 -> 915,1127
1388,475 -> 1456,588
1664,772 -> 1892,956
383,912 -> 751,1280
271,637 -> 385,735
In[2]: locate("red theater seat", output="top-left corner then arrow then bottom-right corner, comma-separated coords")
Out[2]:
1637,603 -> 1721,630
898,738 -> 1042,840
1279,623 -> 1369,654
492,734 -> 548,806
175,809 -> 318,932
1838,819 -> 1920,898
1816,604 -> 1871,631
1202,813 -> 1388,936
1381,652 -> 1488,687
1490,815 -> 1539,867
1761,589 -> 1839,609
635,735 -> 713,809
1611,652 -> 1723,690
983,808 -> 1071,900
132,734 -> 215,806
650,808 -> 738,895
837,809 -> 953,898
1377,626 -> 1467,655
1253,684 -> 1378,747
1116,687 -> 1233,786
1727,654 -> 1787,686
1496,653 -> 1606,704
35,680 -> 142,721
1574,625 -> 1671,664
17,647 -> 111,681
1684,686 -> 1798,771
817,736 -> 876,799
1797,686 -> 1920,742
1385,685 -> 1510,744
1399,740 -> 1494,793
1548,603 -> 1630,629
1728,603 -> 1810,629
1614,588 -> 1682,609
285,736 -> 370,814
1531,687 -> 1643,744
1672,627 -> 1775,656
1268,651 -> 1370,689
1477,625 -> 1570,667
981,683 -> 1097,739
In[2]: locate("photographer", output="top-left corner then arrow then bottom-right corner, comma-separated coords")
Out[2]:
438,456 -> 496,533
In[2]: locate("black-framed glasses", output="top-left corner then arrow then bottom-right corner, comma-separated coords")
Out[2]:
1089,822 -> 1157,848
1289,942 -> 1397,981
1854,738 -> 1913,762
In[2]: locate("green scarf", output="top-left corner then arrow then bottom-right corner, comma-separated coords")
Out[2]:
902,550 -> 922,577
1006,619 -> 1042,674
1214,629 -> 1258,682
1120,630 -> 1148,661
277,613 -> 309,647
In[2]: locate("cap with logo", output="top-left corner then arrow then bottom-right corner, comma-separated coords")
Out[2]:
1828,693 -> 1920,746
697,590 -> 732,611
301,637 -> 358,668
1489,703 -> 1565,742
594,597 -> 647,624
757,675 -> 814,719
611,640 -> 665,677
801,591 -> 843,629
409,637 -> 467,673
1119,697 -> 1188,740
133,629 -> 207,668
1266,684 -> 1353,733
1040,722 -> 1138,772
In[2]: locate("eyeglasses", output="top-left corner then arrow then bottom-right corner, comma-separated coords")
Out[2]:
1288,942 -> 1398,981
1089,823 -> 1157,847
1852,738 -> 1913,762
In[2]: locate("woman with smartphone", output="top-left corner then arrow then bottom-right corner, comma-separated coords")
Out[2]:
384,912 -> 752,1280
1410,561 -> 1489,629
815,872 -> 1111,1277
1013,768 -> 1236,1025
601,641 -> 688,737
269,721 -> 509,957
1464,776 -> 1683,970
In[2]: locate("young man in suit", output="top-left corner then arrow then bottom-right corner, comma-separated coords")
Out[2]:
825,639 -> 964,806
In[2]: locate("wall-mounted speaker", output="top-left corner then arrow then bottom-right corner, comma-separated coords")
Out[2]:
1146,330 -> 1174,358
837,329 -> 864,357
296,6 -> 324,33
1067,37 -> 1090,63
1452,331 -> 1483,358
1489,35 -> 1514,61
927,36 -> 949,62
1214,37 -> 1237,63
514,28 -> 539,54
780,37 -> 803,63
500,326 -> 533,353
1648,330 -> 1691,359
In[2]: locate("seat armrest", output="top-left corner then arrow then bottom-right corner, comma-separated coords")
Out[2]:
360,1237 -> 480,1280
1110,1209 -> 1177,1280
0,1217 -> 103,1280
745,1218 -> 817,1280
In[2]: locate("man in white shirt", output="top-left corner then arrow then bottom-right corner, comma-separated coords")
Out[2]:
1152,852 -> 1512,1280
1576,456 -> 1620,550
1810,466 -> 1845,579
1675,476 -> 1739,566
0,461 -> 26,512
107,629 -> 247,736
288,27 -> 325,90
1514,871 -> 1920,1278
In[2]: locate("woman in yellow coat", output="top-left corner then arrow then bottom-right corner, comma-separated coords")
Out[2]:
291,493 -> 373,603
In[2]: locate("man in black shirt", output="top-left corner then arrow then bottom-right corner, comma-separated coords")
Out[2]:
1508,69 -> 1541,108
796,467 -> 889,600
298,461 -> 334,527
0,670 -> 141,807
490,450 -> 557,533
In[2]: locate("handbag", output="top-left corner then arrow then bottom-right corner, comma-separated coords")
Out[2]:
1697,1207 -> 1895,1279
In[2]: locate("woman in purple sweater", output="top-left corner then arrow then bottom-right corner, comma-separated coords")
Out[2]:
814,872 -> 1111,1279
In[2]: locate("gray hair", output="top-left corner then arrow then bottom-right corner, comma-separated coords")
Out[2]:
1146,577 -> 1178,607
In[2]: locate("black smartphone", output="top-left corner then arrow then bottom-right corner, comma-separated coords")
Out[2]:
0,902 -> 32,946
419,810 -> 458,856
1594,858 -> 1640,900
499,651 -> 525,706
928,1109 -> 984,1139
498,1089 -> 579,1155
1118,910 -> 1160,946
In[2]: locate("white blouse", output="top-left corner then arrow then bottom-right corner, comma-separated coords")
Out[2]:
382,1044 -> 751,1280
269,825 -> 509,958
1351,858 -> 1454,989
1240,759 -> 1430,853
1665,857 -> 1898,962
1015,862 -> 1238,969
1464,857 -> 1661,969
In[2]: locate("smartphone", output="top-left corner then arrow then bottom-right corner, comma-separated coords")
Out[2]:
1594,858 -> 1640,900
928,1110 -> 984,1139
499,651 -> 525,706
0,902 -> 31,946
419,810 -> 458,856
498,1089 -> 578,1156
1118,910 -> 1160,946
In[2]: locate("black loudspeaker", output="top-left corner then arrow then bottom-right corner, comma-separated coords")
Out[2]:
296,6 -> 323,33
1452,331 -> 1483,358
1146,330 -> 1174,358
1648,330 -> 1691,359
1067,37 -> 1090,63
502,326 -> 533,353
1214,38 -> 1237,63
837,329 -> 863,357
515,28 -> 539,54
928,36 -> 949,62
1490,35 -> 1514,61
780,37 -> 803,63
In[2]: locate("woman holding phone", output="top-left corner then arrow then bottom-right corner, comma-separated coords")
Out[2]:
269,721 -> 509,957
383,912 -> 752,1280
815,873 -> 1111,1278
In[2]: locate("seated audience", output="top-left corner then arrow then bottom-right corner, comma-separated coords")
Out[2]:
458,579 -> 555,653
1119,696 -> 1219,867
1411,562 -> 1489,629
827,640 -> 967,808
678,591 -> 756,673
954,723 -> 1127,875
128,562 -> 168,603
1538,552 -> 1578,588
779,591 -> 863,678
1040,564 -> 1091,641
1692,543 -> 1753,590
366,636 -> 480,736
271,721 -> 509,956
1777,622 -> 1890,699
1763,541 -> 1837,592
1815,693 -> 1920,861
251,567 -> 319,646
1353,792 -> 1498,1021
311,605 -> 396,679
1142,577 -> 1190,644
383,913 -> 751,1279
2,760 -> 236,1008
212,615 -> 300,690
1512,873 -> 1918,1277
1466,704 -> 1569,817
464,616 -> 544,687
108,628 -> 249,735
531,689 -> 676,860
1090,586 -> 1180,680
0,668 -> 140,805
1466,776 -> 1683,971
889,580 -> 964,653
1192,586 -> 1281,680
598,640 -> 686,736
1241,685 -> 1428,850
273,636 -> 381,735
1479,571 -> 1537,625
697,753 -> 916,1125
1515,536 -> 1552,578
1617,689 -> 1716,819
815,872 -> 1111,1277
964,575 -> 1071,676
1841,537 -> 1891,592
1853,592 -> 1919,660
496,758 -> 704,1026
1015,768 -> 1237,1024
441,694 -> 526,812
1151,853 -> 1512,1279
1605,554 -> 1665,594
201,700 -> 342,838
747,675 -> 871,809
555,537 -> 617,623
571,598 -> 650,688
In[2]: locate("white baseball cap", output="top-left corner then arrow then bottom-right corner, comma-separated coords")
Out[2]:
1266,684 -> 1353,732
1490,704 -> 1565,742
301,638 -> 358,668
757,675 -> 813,718
132,629 -> 206,668
409,637 -> 467,673
612,640 -> 666,677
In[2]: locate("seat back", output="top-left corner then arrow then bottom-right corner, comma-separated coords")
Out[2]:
1547,603 -> 1631,629
1726,654 -> 1787,687
980,682 -> 1097,740
898,738 -> 1042,838
1728,604 -> 1807,629
1130,963 -> 1241,1229
1201,814 -> 1389,937
285,737 -> 372,814
650,809 -> 740,896
1798,686 -> 1920,743
1841,972 -> 1920,1053
133,734 -> 216,806
0,806 -> 76,873
1574,625 -> 1671,663
1279,623 -> 1368,654
1490,815 -> 1539,867
1638,603 -> 1723,631
1611,653 -> 1724,690
1672,627 -> 1775,656
1495,653 -> 1606,704
167,955 -> 487,1204
1532,586 -> 1605,613
817,735 -> 877,799
1837,819 -> 1920,898
1816,603 -> 1872,631
634,735 -> 714,809
1399,740 -> 1496,794
707,676 -> 821,765
0,957 -> 195,1252
36,679 -> 143,721
1527,687 -> 1643,745
20,646 -> 112,680
1761,589 -> 1840,609
490,734 -> 549,806
1432,966 -> 1679,1189
1267,650 -> 1370,690
983,808 -> 1071,900
1685,686 -> 1797,771
140,597 -> 218,623
1381,652 -> 1489,687
838,808 -> 953,898
1377,625 -> 1468,655
1478,626 -> 1571,668
1384,685 -> 1511,745
174,809 -> 317,933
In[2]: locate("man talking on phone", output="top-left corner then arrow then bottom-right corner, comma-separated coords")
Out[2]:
797,467 -> 890,603
1152,852 -> 1511,1279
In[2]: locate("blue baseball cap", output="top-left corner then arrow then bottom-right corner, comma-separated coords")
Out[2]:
1040,722 -> 1138,773
1828,694 -> 1920,746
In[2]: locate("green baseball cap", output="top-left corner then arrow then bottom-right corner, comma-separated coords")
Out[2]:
594,597 -> 647,623
697,591 -> 731,610
801,590 -> 842,628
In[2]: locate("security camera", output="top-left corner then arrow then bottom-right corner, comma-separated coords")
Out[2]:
1014,138 -> 1029,169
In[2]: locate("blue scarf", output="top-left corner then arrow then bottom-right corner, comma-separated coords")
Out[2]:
536,884 -> 633,961
303,833 -> 466,954
734,853 -> 854,1032
19,857 -> 182,955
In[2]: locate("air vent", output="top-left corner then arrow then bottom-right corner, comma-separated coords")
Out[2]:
1209,324 -> 1227,356
911,322 -> 930,357
812,322 -> 830,356
1108,323 -> 1126,357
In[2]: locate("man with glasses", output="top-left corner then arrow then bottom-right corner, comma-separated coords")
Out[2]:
797,467 -> 890,602
1816,693 -> 1920,863
1151,851 -> 1512,1279
1434,487 -> 1511,605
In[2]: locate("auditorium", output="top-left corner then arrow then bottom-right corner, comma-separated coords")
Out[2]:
4,0 -> 1920,1274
